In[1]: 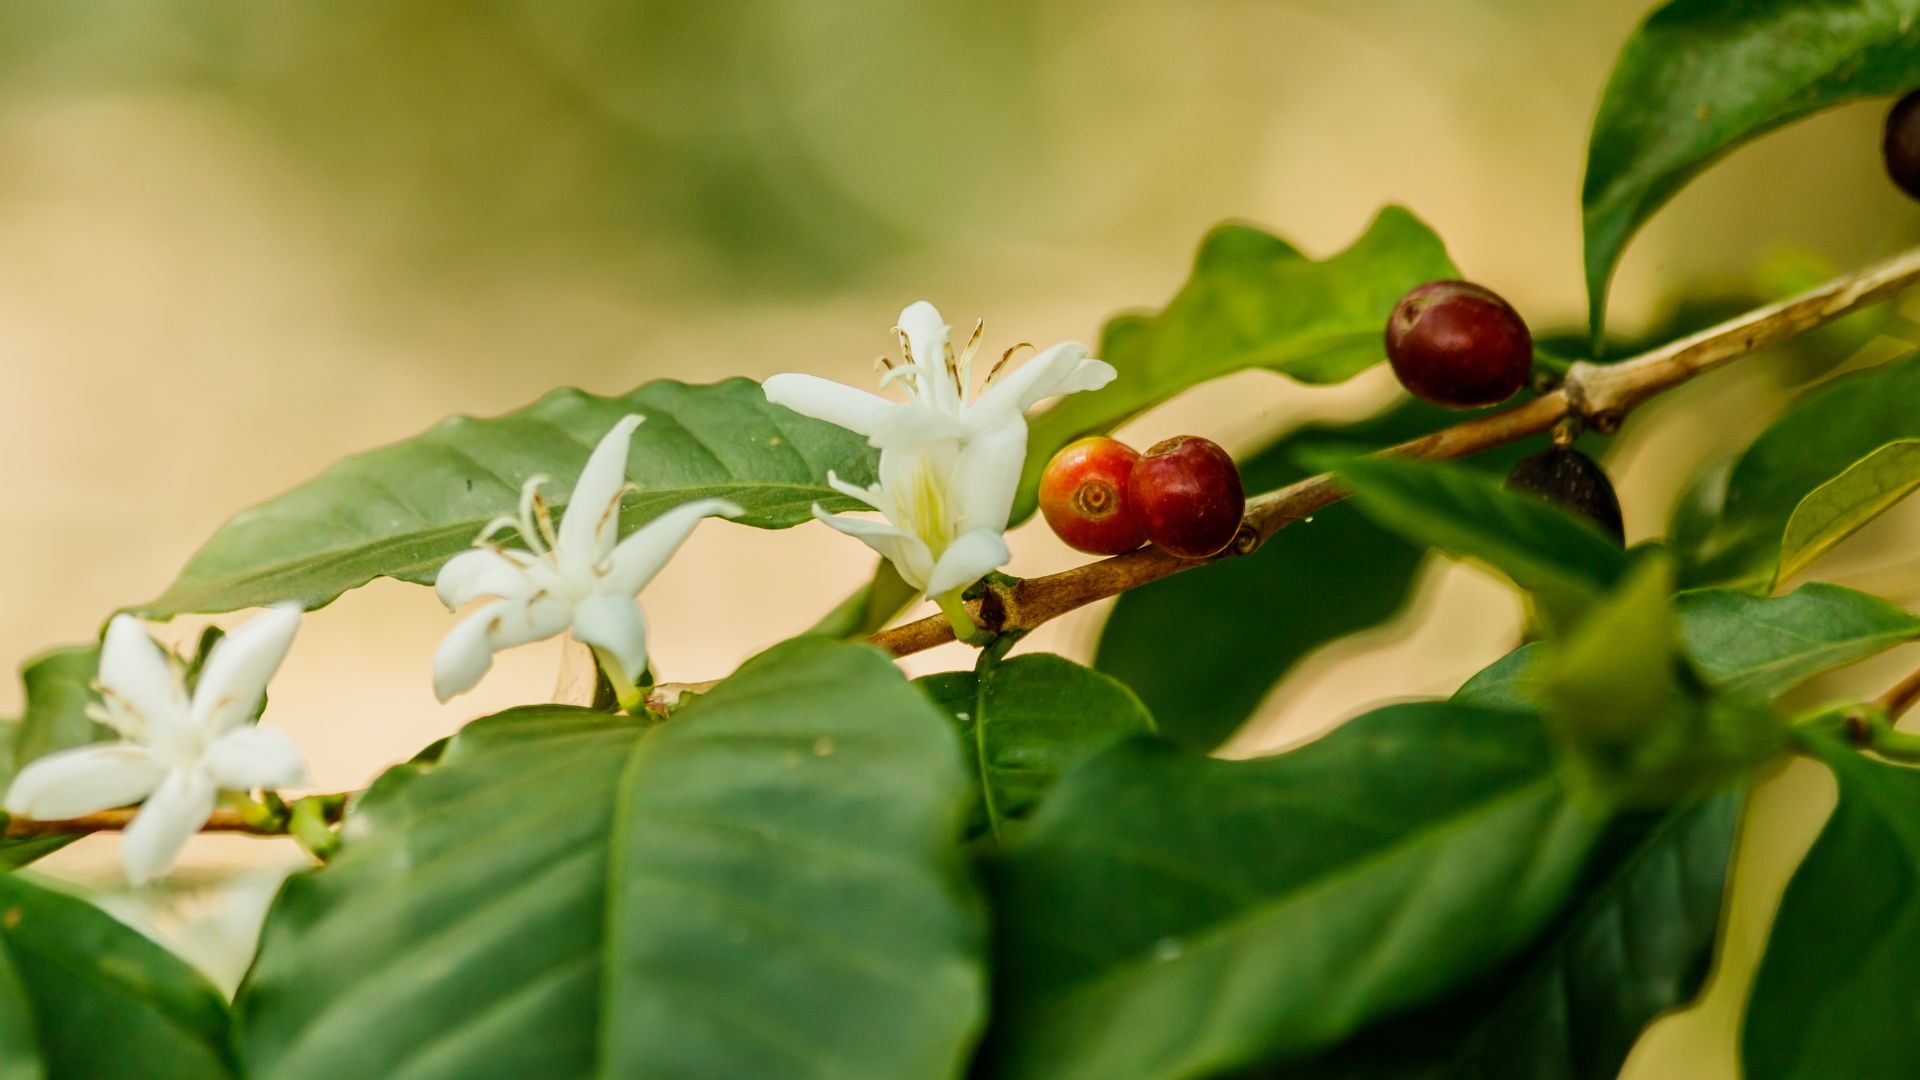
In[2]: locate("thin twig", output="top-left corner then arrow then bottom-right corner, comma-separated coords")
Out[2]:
1877,664 -> 1920,724
6,796 -> 349,839
870,244 -> 1920,658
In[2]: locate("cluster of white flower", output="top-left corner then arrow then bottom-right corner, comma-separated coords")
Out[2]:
3,302 -> 1107,883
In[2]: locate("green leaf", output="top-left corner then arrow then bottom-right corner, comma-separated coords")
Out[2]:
1011,207 -> 1457,520
807,559 -> 919,639
919,652 -> 1154,838
1777,438 -> 1920,584
1675,582 -> 1920,698
142,378 -> 879,617
0,646 -> 109,870
1581,0 -> 1920,338
982,702 -> 1603,1079
1675,354 -> 1920,589
1291,789 -> 1742,1080
1537,555 -> 1783,803
238,637 -> 983,1078
1744,734 -> 1920,1077
0,873 -> 234,1078
1316,454 -> 1630,629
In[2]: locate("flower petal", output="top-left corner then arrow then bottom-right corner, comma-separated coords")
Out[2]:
434,547 -> 538,610
4,744 -> 165,820
814,505 -> 935,591
432,596 -> 573,702
950,418 -> 1026,536
188,604 -> 301,736
204,727 -> 308,791
602,498 -> 741,597
926,528 -> 1011,596
864,403 -> 968,449
763,374 -> 902,438
898,302 -> 957,413
121,768 -> 216,885
571,594 -> 650,688
969,342 -> 1115,424
97,614 -> 186,741
558,414 -> 644,569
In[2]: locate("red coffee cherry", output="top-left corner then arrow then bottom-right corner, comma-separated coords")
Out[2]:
1885,89 -> 1920,199
1039,437 -> 1146,555
1127,436 -> 1245,560
1385,280 -> 1533,408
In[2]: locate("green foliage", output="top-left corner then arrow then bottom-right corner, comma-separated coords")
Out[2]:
1537,556 -> 1782,803
142,379 -> 879,617
1582,0 -> 1920,338
1011,207 -> 1457,520
920,652 -> 1155,838
1744,734 -> 1920,1078
237,638 -> 983,1078
0,647 -> 106,869
1675,582 -> 1920,698
1292,789 -> 1742,1079
1674,355 -> 1920,587
1316,453 -> 1630,630
1777,438 -> 1920,583
0,873 -> 234,1078
982,702 -> 1603,1079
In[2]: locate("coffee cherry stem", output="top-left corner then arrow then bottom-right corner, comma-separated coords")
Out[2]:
850,242 -> 1920,660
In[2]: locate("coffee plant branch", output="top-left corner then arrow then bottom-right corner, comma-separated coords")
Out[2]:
11,245 -> 1920,840
870,243 -> 1920,658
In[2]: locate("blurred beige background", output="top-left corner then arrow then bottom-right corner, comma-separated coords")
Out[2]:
2,2 -> 1917,1075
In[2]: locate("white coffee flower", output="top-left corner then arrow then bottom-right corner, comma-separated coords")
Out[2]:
5,606 -> 308,884
764,302 -> 1114,608
432,414 -> 739,703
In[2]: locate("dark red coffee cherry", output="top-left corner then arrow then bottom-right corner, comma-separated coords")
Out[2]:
1385,280 -> 1533,408
1505,447 -> 1625,546
1884,89 -> 1920,199
1128,436 -> 1246,559
1039,437 -> 1146,555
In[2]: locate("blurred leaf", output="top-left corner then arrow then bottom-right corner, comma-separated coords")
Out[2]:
1744,733 -> 1920,1077
1315,454 -> 1630,630
807,559 -> 919,639
1012,207 -> 1457,520
0,873 -> 233,1078
1537,556 -> 1782,803
1674,355 -> 1920,587
0,646 -> 107,870
238,638 -> 982,1078
982,702 -> 1603,1079
142,379 -> 879,616
1285,788 -> 1741,1080
1777,439 -> 1920,583
1675,582 -> 1920,698
920,652 -> 1154,838
1581,0 -> 1920,339
1094,399 -> 1538,752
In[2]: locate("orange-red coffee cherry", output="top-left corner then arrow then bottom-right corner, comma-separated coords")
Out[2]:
1128,436 -> 1245,559
1039,436 -> 1146,555
1385,280 -> 1533,408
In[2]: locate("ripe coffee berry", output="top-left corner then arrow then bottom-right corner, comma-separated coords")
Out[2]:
1504,447 -> 1625,546
1039,437 -> 1146,555
1128,436 -> 1245,559
1385,280 -> 1533,408
1885,89 -> 1920,199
